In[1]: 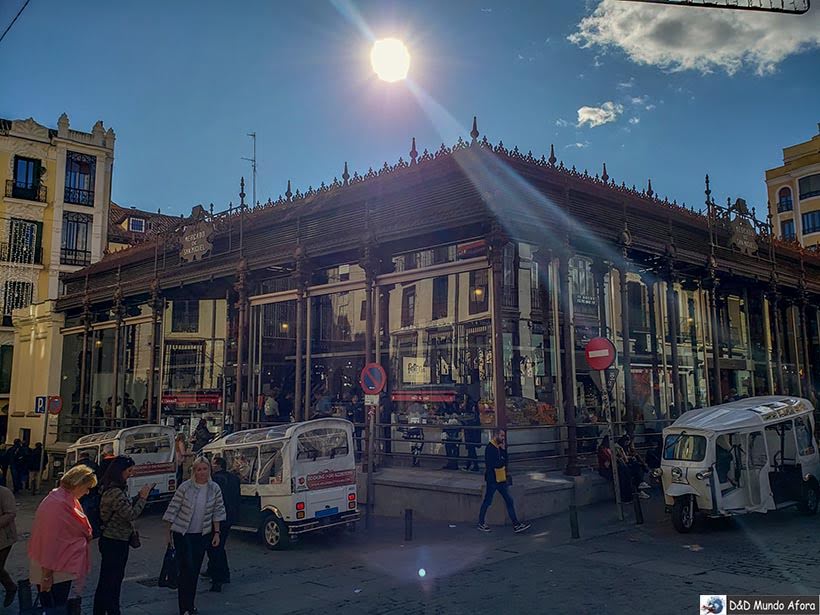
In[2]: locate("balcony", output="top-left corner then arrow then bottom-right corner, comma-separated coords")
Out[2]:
5,179 -> 47,203
60,247 -> 92,267
0,241 -> 42,265
64,186 -> 95,206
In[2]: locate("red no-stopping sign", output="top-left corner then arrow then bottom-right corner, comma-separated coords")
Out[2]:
585,337 -> 617,371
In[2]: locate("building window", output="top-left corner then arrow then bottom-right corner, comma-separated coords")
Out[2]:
2,280 -> 33,325
801,211 -> 820,235
171,300 -> 200,333
431,276 -> 449,320
4,219 -> 42,264
9,156 -> 43,201
61,212 -> 92,266
799,174 -> 820,200
401,286 -> 416,328
469,270 -> 489,315
782,219 -> 796,241
0,345 -> 12,394
777,187 -> 793,212
64,151 -> 96,205
128,217 -> 145,233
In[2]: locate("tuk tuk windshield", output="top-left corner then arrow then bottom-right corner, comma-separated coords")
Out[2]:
664,433 -> 707,462
296,428 -> 349,461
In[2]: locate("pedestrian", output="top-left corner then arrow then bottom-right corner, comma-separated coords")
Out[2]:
616,434 -> 651,499
476,429 -> 530,533
263,388 -> 279,425
28,464 -> 97,609
163,457 -> 226,615
93,456 -> 152,615
19,441 -> 32,491
0,446 -> 9,488
29,442 -> 45,494
0,482 -> 18,607
175,433 -> 188,486
461,397 -> 481,472
191,419 -> 213,453
345,393 -> 364,453
76,452 -> 103,538
441,412 -> 461,470
203,456 -> 240,592
9,439 -> 27,494
597,435 -> 634,503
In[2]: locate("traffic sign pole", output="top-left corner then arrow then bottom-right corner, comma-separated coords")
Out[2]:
600,370 -> 624,520
359,363 -> 386,531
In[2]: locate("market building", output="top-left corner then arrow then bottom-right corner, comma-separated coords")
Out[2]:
49,120 -> 820,477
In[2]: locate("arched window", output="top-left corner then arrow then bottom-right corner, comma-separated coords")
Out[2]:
778,187 -> 793,212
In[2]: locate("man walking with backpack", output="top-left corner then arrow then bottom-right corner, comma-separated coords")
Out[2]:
477,429 -> 530,534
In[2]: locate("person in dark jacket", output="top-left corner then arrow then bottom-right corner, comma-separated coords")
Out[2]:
8,440 -> 25,494
477,429 -> 529,533
28,443 -> 45,494
204,456 -> 240,592
192,419 -> 214,453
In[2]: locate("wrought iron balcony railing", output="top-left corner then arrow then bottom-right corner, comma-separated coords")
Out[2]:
64,186 -> 95,206
5,179 -> 47,203
60,247 -> 92,267
0,241 -> 43,265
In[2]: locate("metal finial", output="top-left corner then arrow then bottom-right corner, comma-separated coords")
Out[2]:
470,116 -> 479,142
239,177 -> 246,206
601,163 -> 609,183
342,162 -> 350,185
705,174 -> 711,198
647,179 -> 654,198
548,144 -> 557,166
285,180 -> 292,201
409,138 -> 418,164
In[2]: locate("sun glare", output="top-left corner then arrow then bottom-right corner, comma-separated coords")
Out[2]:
370,38 -> 410,82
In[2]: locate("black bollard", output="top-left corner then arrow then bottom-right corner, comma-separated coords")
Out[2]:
404,508 -> 413,541
632,488 -> 644,525
569,482 -> 580,539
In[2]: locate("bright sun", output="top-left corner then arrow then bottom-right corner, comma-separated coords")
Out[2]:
370,38 -> 410,82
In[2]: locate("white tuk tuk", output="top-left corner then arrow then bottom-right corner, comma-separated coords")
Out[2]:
202,417 -> 359,549
658,396 -> 820,533
65,424 -> 178,502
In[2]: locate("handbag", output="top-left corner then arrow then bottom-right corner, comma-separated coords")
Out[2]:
17,579 -> 82,614
129,529 -> 141,549
157,544 -> 178,589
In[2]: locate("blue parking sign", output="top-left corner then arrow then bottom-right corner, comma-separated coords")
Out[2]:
34,396 -> 47,414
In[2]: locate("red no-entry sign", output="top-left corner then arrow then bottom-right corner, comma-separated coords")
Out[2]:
585,337 -> 617,371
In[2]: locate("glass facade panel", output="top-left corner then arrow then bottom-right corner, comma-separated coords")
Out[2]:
57,332 -> 88,441
251,300 -> 297,424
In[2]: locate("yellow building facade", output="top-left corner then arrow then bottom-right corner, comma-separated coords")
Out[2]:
1,115 -> 115,445
766,125 -> 820,247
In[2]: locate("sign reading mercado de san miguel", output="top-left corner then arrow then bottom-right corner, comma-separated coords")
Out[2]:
179,208 -> 214,263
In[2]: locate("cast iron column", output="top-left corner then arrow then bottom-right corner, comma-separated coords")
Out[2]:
761,288 -> 774,395
146,278 -> 161,423
770,285 -> 785,394
112,281 -> 123,427
666,273 -> 682,417
617,264 -> 633,434
558,244 -> 579,476
709,275 -> 722,405
234,259 -> 249,426
293,250 -> 309,422
593,257 -> 608,337
645,279 -> 662,415
489,226 -> 507,429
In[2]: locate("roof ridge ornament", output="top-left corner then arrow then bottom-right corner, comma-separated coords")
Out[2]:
548,144 -> 557,166
470,116 -> 479,143
601,162 -> 608,183
342,162 -> 350,185
410,137 -> 418,164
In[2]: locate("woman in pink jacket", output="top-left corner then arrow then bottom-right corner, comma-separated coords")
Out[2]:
28,465 -> 97,608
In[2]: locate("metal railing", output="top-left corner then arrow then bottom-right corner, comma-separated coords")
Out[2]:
64,186 -> 94,206
0,241 -> 42,265
5,179 -> 47,203
60,247 -> 92,267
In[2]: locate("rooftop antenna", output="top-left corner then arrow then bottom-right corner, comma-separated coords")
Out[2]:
242,132 -> 257,207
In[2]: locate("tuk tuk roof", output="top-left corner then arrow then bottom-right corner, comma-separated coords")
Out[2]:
68,424 -> 176,450
202,418 -> 353,450
667,396 -> 814,434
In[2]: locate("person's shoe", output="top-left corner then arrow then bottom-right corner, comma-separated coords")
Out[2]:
477,523 -> 491,532
4,586 -> 17,608
637,482 -> 651,490
638,491 -> 650,499
513,522 -> 531,533
210,583 -> 222,592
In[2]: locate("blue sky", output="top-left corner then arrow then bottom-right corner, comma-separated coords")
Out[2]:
1,0 -> 818,218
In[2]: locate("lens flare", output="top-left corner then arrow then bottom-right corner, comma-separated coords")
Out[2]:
371,38 -> 410,82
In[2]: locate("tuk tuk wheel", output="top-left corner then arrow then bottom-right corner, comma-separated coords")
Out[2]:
799,482 -> 819,515
672,495 -> 696,533
262,514 -> 290,550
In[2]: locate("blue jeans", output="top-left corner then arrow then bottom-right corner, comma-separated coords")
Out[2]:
478,481 -> 519,525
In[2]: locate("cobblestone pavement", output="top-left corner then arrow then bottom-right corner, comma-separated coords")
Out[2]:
3,487 -> 820,614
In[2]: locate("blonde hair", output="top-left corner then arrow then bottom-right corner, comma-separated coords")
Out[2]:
191,456 -> 210,477
60,465 -> 98,490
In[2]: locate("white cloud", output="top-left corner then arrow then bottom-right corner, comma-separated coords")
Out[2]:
593,55 -> 604,67
569,0 -> 820,75
645,104 -> 656,110
555,118 -> 571,128
576,101 -> 624,128
481,7 -> 493,13
629,117 -> 640,125
616,78 -> 635,89
629,95 -> 648,105
565,141 -> 591,149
